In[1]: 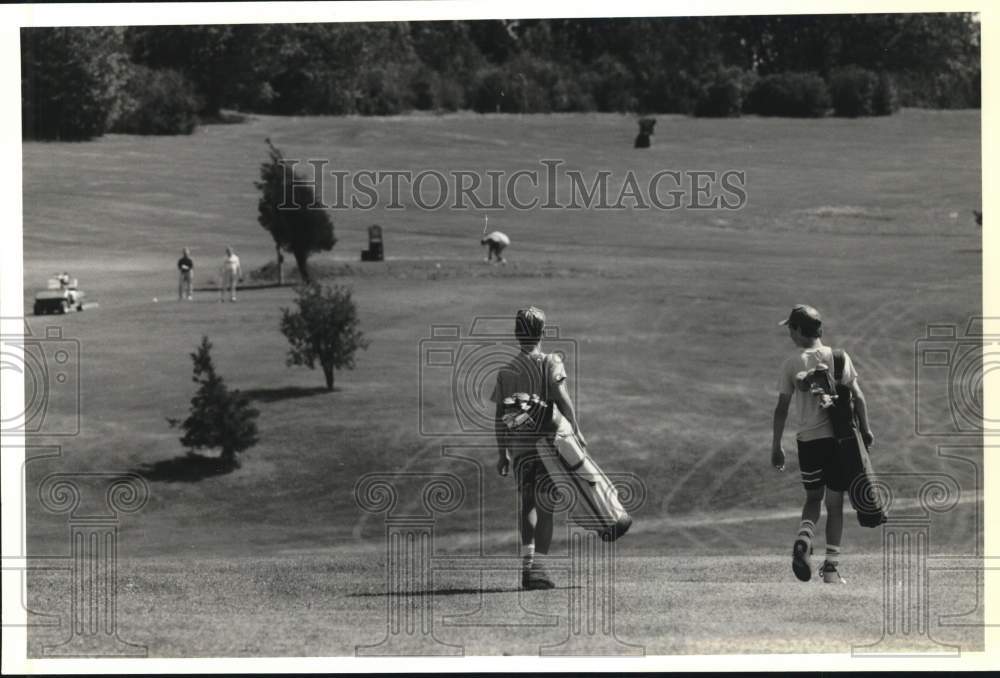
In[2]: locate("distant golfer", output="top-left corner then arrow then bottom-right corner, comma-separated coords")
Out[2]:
221,247 -> 242,302
492,306 -> 587,590
56,271 -> 79,306
482,231 -> 510,264
771,304 -> 873,585
177,248 -> 194,301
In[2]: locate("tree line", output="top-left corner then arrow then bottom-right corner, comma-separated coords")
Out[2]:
22,14 -> 980,140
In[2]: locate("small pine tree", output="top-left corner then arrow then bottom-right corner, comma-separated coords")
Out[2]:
174,336 -> 259,468
280,284 -> 370,391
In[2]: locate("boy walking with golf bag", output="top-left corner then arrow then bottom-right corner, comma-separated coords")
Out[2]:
771,304 -> 883,584
493,307 -> 631,591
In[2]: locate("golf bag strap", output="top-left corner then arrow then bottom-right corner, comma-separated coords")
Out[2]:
541,353 -> 560,433
833,348 -> 844,383
542,352 -> 552,402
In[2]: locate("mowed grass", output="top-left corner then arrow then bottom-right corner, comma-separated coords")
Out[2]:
26,553 -> 982,656
20,110 -> 982,655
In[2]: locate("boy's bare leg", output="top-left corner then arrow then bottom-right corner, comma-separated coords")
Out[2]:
520,506 -> 552,553
823,490 -> 844,570
532,507 -> 553,555
801,487 -> 824,526
520,484 -> 555,589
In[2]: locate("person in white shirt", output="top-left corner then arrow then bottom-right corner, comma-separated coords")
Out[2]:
491,307 -> 586,590
481,231 -> 510,264
771,304 -> 873,585
221,247 -> 242,302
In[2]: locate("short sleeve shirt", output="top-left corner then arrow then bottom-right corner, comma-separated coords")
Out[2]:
490,350 -> 566,406
484,231 -> 511,246
777,345 -> 857,442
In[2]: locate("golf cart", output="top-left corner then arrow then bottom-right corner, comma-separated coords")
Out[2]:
33,275 -> 86,315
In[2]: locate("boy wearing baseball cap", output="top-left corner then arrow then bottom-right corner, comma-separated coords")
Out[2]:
771,305 -> 874,584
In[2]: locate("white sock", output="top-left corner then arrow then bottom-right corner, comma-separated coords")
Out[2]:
825,544 -> 841,567
797,519 -> 815,549
521,543 -> 535,567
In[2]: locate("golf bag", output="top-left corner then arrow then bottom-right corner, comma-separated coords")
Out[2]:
498,355 -> 632,542
831,349 -> 888,528
536,417 -> 633,542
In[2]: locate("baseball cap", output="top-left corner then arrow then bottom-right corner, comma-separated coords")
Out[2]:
779,304 -> 822,332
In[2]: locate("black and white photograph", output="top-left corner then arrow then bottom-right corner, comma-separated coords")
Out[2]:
0,0 -> 994,671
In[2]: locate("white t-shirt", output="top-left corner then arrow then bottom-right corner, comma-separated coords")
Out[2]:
491,350 -> 567,435
484,231 -> 510,246
777,344 -> 857,442
491,350 -> 565,403
223,254 -> 241,272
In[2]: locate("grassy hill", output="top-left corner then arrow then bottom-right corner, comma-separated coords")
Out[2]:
20,110 -> 983,655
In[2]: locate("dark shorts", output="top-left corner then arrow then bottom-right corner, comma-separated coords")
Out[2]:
797,437 -> 850,492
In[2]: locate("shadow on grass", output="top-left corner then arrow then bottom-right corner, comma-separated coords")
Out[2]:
242,385 -> 332,402
135,452 -> 237,483
349,585 -> 580,597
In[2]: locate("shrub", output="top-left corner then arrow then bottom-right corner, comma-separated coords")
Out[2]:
470,66 -> 507,113
552,75 -> 596,113
872,72 -> 899,116
432,76 -> 467,112
280,284 -> 370,391
828,66 -> 877,117
638,68 -> 704,115
694,67 -> 756,117
746,71 -> 830,117
355,64 -> 415,116
412,69 -> 466,111
111,65 -> 200,134
470,55 -> 564,113
587,54 -> 636,112
171,336 -> 259,468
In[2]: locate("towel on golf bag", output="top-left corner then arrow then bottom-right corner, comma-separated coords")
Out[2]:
501,392 -> 549,434
535,415 -> 632,542
831,349 -> 888,528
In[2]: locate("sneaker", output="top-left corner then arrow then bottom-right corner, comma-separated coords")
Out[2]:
792,538 -> 812,582
820,561 -> 846,584
522,562 -> 555,590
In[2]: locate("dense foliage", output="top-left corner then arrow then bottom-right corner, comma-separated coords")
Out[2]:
22,14 -> 980,139
745,72 -> 831,117
280,284 -> 369,391
111,65 -> 201,134
255,139 -> 337,284
21,27 -> 131,140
